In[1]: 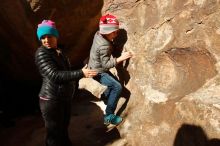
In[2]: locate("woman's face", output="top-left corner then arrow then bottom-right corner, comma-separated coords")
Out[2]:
41,35 -> 57,49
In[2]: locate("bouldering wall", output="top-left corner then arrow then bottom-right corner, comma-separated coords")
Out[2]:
86,0 -> 220,145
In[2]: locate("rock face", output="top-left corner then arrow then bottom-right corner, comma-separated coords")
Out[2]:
85,0 -> 220,145
0,0 -> 220,146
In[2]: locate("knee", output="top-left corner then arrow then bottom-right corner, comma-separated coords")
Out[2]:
114,82 -> 122,93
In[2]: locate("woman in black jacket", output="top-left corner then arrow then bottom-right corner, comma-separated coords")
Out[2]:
35,20 -> 97,146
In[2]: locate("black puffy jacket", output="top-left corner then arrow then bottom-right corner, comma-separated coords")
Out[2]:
35,46 -> 84,101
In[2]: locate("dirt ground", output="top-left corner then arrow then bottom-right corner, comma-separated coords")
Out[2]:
0,89 -> 122,146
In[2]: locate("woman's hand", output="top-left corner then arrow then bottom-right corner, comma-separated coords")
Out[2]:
82,64 -> 98,78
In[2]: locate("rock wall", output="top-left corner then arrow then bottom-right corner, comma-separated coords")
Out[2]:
87,0 -> 220,145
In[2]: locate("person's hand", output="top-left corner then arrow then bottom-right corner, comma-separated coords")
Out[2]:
116,51 -> 133,63
82,64 -> 98,78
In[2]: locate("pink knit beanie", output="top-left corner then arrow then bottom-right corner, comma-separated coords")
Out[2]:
99,14 -> 119,34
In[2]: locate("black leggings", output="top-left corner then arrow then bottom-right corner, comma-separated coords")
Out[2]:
40,99 -> 72,146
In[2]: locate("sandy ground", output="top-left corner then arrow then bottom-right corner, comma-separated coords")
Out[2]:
0,89 -> 122,146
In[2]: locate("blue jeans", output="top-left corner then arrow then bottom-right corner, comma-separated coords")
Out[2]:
94,72 -> 122,115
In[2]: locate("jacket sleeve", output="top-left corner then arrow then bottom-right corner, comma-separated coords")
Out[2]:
99,45 -> 117,70
35,48 -> 84,83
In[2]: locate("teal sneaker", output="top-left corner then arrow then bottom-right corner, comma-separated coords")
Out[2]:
104,114 -> 123,125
